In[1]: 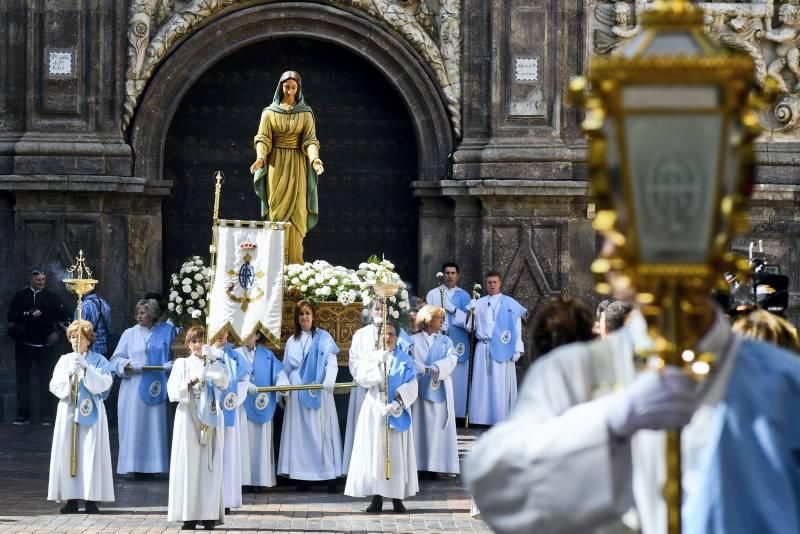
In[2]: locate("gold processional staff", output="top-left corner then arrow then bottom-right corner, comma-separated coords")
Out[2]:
63,250 -> 99,477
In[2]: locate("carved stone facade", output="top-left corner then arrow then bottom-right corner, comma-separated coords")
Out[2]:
0,0 -> 798,419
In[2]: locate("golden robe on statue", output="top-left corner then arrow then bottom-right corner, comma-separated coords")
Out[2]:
252,71 -> 323,265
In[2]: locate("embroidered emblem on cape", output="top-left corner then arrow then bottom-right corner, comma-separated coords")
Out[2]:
455,342 -> 466,356
255,392 -> 269,410
225,241 -> 266,312
430,379 -> 441,390
149,380 -> 162,397
223,391 -> 237,410
309,389 -> 318,398
500,330 -> 512,344
209,399 -> 217,414
79,398 -> 93,417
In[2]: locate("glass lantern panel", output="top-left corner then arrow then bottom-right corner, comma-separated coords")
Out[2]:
641,31 -> 704,56
721,117 -> 742,199
603,118 -> 628,230
623,86 -> 719,109
623,113 -> 723,264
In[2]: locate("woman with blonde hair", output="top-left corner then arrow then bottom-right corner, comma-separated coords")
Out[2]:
47,320 -> 114,514
732,309 -> 800,353
110,298 -> 176,476
410,305 -> 460,476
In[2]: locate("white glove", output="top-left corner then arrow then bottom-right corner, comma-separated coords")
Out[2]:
430,365 -> 440,383
188,367 -> 203,384
380,350 -> 392,364
130,361 -> 143,374
382,400 -> 402,417
201,345 -> 212,360
512,352 -> 522,363
414,361 -> 427,375
163,361 -> 173,373
68,354 -> 81,376
607,367 -> 697,439
323,374 -> 336,393
247,383 -> 258,395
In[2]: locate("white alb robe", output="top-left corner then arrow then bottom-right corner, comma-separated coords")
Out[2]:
276,332 -> 343,480
345,349 -> 419,499
410,331 -> 460,474
110,325 -> 169,474
167,355 -> 229,523
237,346 -> 276,488
47,353 -> 115,503
466,294 -> 524,425
465,311 -> 744,534
426,285 -> 471,417
343,323 -> 381,474
223,377 -> 248,508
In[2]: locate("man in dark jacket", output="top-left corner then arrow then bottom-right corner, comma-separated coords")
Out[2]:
7,267 -> 69,425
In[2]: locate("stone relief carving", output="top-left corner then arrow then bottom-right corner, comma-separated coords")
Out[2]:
123,0 -> 462,137
590,0 -> 800,138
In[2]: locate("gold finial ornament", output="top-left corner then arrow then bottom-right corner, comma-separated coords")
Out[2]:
570,0 -> 770,532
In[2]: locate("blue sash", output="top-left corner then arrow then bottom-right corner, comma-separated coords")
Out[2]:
75,352 -> 113,426
244,346 -> 282,424
398,328 -> 414,354
297,329 -> 339,410
138,322 -> 175,404
685,339 -> 800,534
488,296 -> 526,363
387,347 -> 416,432
447,289 -> 472,363
220,344 -> 251,427
418,334 -> 452,403
198,378 -> 222,428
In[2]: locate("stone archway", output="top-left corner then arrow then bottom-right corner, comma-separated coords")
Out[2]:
130,2 -> 453,185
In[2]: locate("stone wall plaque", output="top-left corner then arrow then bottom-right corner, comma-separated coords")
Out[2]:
47,48 -> 74,79
515,57 -> 539,82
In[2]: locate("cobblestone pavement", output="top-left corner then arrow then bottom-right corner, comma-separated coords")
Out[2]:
0,424 -> 489,533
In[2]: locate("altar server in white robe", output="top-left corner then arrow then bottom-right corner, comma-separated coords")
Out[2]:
343,298 -> 413,474
276,300 -> 343,483
465,271 -> 526,425
167,326 -> 230,531
48,320 -> 114,514
110,298 -> 174,475
466,306 -> 800,534
411,305 -> 460,474
345,322 -> 419,513
214,330 -> 251,512
425,262 -> 472,418
238,331 -> 282,491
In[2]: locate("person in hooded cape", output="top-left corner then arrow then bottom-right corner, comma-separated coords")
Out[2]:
47,320 -> 115,514
276,300 -> 342,484
250,70 -> 324,265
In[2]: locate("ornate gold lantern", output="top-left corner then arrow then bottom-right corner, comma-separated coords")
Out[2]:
570,1 -> 764,532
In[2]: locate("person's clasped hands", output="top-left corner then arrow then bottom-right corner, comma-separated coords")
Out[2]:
382,400 -> 402,417
606,366 -> 697,439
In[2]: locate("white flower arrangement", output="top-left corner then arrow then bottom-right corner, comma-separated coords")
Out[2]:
283,255 -> 412,327
167,255 -> 210,328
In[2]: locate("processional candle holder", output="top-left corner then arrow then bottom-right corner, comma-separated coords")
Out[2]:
570,1 -> 765,532
372,279 -> 401,481
63,250 -> 99,477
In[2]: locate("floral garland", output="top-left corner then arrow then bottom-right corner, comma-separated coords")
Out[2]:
166,256 -> 210,329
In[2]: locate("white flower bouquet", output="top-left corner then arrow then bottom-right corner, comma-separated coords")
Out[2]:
283,255 -> 412,328
166,256 -> 210,329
